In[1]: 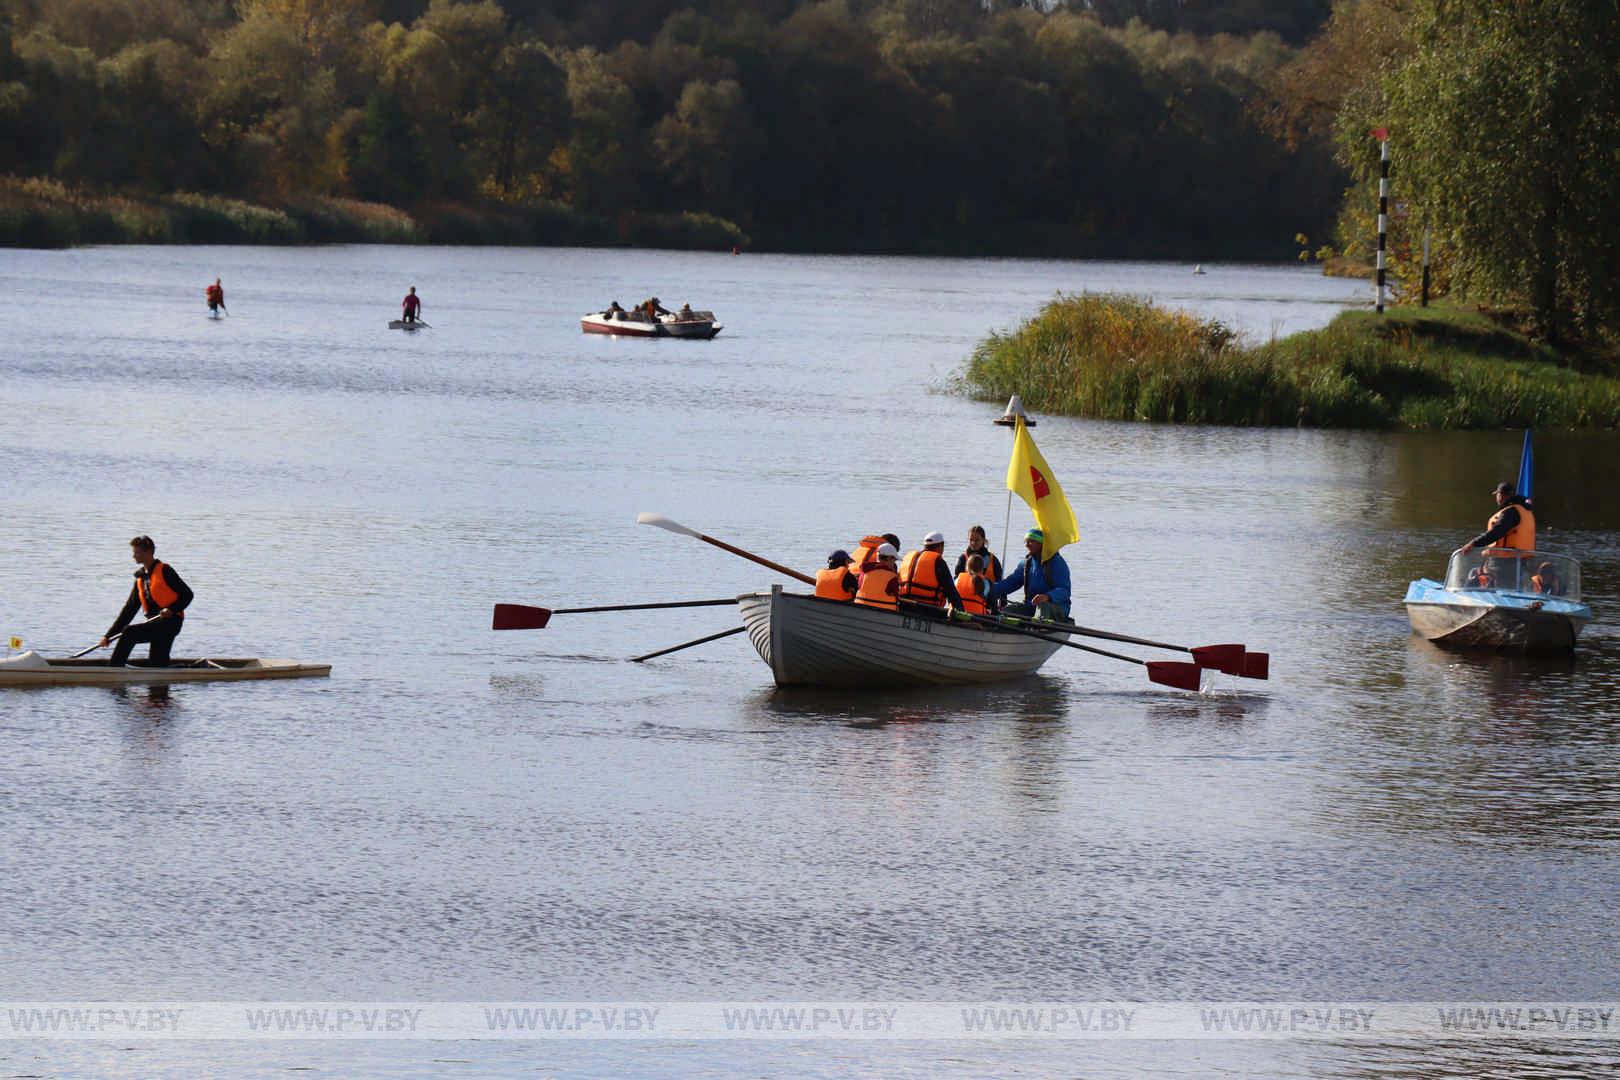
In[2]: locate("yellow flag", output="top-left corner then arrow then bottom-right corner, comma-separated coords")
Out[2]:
1006,416 -> 1080,553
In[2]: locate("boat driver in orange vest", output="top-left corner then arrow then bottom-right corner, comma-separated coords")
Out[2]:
99,535 -> 194,666
1461,481 -> 1535,555
898,530 -> 966,610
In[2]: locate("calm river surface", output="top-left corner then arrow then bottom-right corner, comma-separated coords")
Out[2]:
3,246 -> 1620,1078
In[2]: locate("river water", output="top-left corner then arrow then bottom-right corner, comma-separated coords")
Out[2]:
3,246 -> 1619,1078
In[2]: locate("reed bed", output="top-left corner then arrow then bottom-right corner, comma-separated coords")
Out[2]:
0,176 -> 747,251
962,293 -> 1620,430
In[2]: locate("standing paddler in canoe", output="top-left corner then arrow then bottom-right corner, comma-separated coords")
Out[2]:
205,277 -> 225,316
98,535 -> 194,666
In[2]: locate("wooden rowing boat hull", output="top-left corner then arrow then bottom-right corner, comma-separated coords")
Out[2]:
736,586 -> 1064,688
0,654 -> 333,687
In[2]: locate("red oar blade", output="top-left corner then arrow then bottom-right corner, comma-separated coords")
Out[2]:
1146,661 -> 1204,691
1240,651 -> 1270,680
1189,643 -> 1245,674
492,603 -> 551,630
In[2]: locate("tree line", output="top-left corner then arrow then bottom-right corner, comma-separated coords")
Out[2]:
1266,0 -> 1620,347
0,0 -> 1342,257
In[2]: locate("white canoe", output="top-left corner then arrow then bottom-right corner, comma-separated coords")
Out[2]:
388,319 -> 424,330
0,652 -> 333,687
736,586 -> 1065,688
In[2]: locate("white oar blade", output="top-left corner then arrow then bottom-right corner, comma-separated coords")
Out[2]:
636,512 -> 701,538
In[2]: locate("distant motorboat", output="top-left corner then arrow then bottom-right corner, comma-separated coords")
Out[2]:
582,308 -> 722,339
1404,547 -> 1591,652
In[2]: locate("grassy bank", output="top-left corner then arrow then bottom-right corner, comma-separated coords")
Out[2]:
960,294 -> 1620,430
0,177 -> 749,251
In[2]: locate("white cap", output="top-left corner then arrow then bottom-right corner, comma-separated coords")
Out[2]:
876,543 -> 899,558
922,530 -> 945,545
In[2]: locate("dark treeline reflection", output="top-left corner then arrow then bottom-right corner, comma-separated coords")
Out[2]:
0,0 -> 1340,255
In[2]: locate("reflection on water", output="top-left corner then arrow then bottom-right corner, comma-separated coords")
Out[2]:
751,673 -> 1071,727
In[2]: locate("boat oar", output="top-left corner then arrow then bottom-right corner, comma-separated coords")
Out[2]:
995,612 -> 1265,678
636,513 -> 816,585
493,598 -> 738,630
903,603 -> 1203,691
630,625 -> 747,663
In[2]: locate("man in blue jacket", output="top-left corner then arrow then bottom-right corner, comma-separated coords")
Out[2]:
990,528 -> 1071,620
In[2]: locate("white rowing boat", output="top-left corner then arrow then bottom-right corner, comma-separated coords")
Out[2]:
736,586 -> 1066,688
0,652 -> 333,687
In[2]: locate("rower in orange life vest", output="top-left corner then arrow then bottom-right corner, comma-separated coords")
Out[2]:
849,533 -> 900,576
204,278 -> 225,315
898,530 -> 966,610
954,554 -> 991,615
854,543 -> 902,611
98,535 -> 194,666
1461,481 -> 1535,556
815,549 -> 858,602
402,286 -> 422,324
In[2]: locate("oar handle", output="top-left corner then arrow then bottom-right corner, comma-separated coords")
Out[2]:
697,533 -> 816,585
899,601 -> 1143,666
996,610 -> 1190,654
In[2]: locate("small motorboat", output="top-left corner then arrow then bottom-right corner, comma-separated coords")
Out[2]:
581,309 -> 663,337
0,652 -> 333,687
657,310 -> 722,339
581,308 -> 722,338
1404,548 -> 1591,652
736,585 -> 1066,688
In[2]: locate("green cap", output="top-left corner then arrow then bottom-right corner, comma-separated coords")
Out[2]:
1024,528 -> 1044,543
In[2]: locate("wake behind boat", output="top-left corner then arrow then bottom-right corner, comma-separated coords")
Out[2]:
1405,548 -> 1590,652
0,652 -> 333,687
738,585 -> 1066,688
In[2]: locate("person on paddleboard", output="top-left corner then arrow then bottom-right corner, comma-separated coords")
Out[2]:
205,278 -> 225,315
402,286 -> 422,324
989,528 -> 1072,621
99,535 -> 194,667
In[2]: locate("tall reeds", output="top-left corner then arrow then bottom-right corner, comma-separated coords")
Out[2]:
962,293 -> 1620,430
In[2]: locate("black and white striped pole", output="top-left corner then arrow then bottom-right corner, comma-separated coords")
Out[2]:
1373,128 -> 1389,314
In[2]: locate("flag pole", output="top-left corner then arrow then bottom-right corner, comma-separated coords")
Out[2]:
994,395 -> 1034,569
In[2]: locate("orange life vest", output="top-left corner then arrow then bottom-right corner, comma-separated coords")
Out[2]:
1487,502 -> 1535,551
963,546 -> 999,583
955,572 -> 988,615
854,567 -> 899,611
138,561 -> 183,616
849,535 -> 885,575
205,285 -> 222,303
815,567 -> 856,602
899,549 -> 949,606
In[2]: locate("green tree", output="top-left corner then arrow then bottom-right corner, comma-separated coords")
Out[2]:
1367,0 -> 1620,342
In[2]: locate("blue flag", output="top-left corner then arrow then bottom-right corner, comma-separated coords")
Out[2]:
1516,429 -> 1533,502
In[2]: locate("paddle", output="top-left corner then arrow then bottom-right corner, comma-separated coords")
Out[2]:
636,513 -> 816,585
630,625 -> 746,663
901,602 -> 1203,691
493,598 -> 738,630
994,611 -> 1265,678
